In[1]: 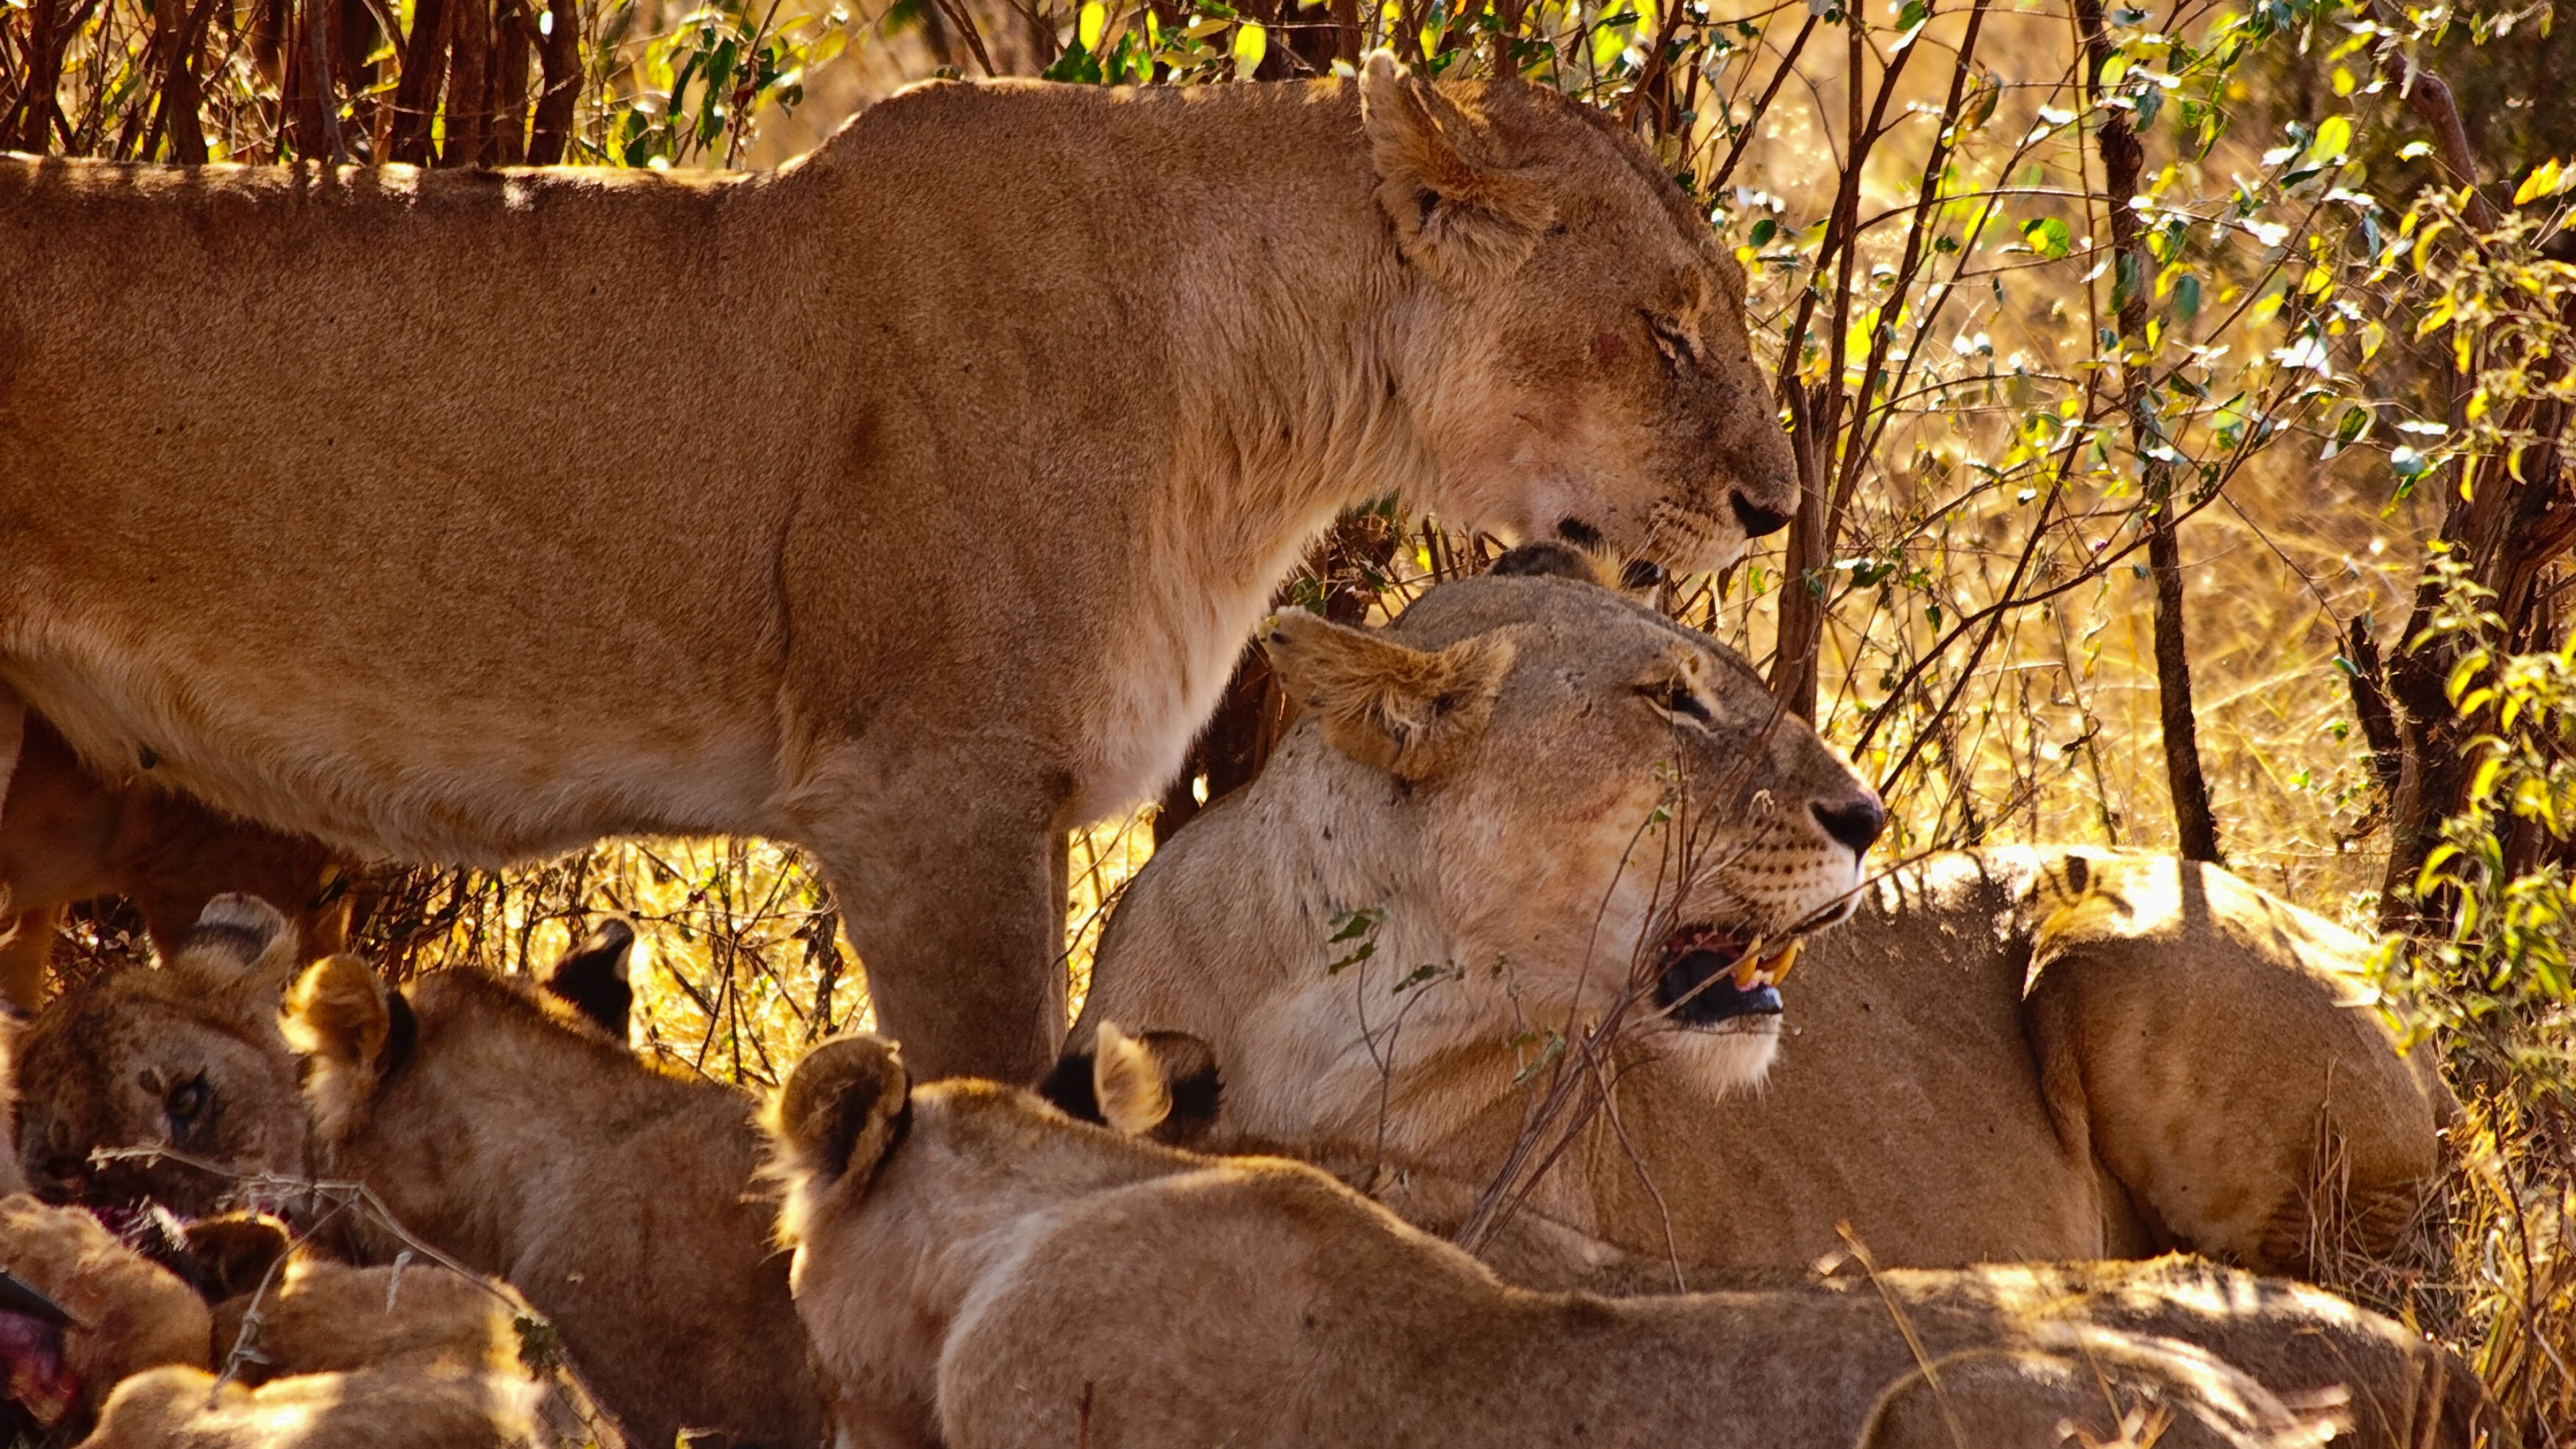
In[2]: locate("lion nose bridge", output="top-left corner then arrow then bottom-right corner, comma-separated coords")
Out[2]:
1810,792 -> 1887,856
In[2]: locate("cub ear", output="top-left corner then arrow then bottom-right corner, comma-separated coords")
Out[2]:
176,1214 -> 293,1303
1040,1023 -> 1223,1148
282,955 -> 398,1142
1359,50 -> 1554,284
170,895 -> 299,988
1265,610 -> 1516,782
769,1034 -> 912,1189
543,916 -> 636,1042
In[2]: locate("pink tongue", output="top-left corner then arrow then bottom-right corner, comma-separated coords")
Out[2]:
0,1311 -> 77,1427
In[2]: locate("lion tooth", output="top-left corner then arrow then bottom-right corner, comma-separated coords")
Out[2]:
1729,955 -> 1763,991
1766,941 -> 1802,983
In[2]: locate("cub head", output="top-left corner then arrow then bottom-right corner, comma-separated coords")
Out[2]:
1362,54 -> 1796,572
766,1033 -> 914,1249
1259,543 -> 1883,1091
15,896 -> 312,1216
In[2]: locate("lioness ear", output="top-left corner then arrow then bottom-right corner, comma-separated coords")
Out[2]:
1265,611 -> 1516,782
1359,50 -> 1554,283
171,894 -> 300,991
543,916 -> 636,1043
282,954 -> 397,1142
769,1034 -> 912,1189
1041,1024 -> 1224,1148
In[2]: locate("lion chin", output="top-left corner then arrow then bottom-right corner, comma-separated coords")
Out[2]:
1666,1021 -> 1780,1097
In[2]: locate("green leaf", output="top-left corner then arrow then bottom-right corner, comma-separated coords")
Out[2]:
2021,216 -> 2072,260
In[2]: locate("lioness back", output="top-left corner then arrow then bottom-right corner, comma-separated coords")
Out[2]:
4,58 -> 1805,1084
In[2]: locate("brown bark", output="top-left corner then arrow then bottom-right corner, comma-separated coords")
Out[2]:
386,0 -> 449,162
441,0 -> 489,165
6,0 -> 68,150
1332,0 -> 1359,68
297,0 -> 346,161
2077,0 -> 2218,861
153,0 -> 211,162
526,0 -> 579,162
490,0 -> 531,162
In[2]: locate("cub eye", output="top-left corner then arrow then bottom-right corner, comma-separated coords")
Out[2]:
1639,679 -> 1713,724
166,1076 -> 209,1128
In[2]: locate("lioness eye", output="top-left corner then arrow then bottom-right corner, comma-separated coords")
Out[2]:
1640,680 -> 1712,724
1646,314 -> 1697,370
166,1076 -> 208,1126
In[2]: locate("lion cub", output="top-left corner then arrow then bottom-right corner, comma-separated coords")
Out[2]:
83,1218 -> 558,1449
767,1027 -> 2329,1449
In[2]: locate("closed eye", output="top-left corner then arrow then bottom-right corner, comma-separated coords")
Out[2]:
1638,678 -> 1713,725
1646,313 -> 1698,372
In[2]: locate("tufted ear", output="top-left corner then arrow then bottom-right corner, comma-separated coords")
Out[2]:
282,954 -> 398,1143
1039,1022 -> 1223,1148
543,916 -> 636,1042
170,895 -> 301,993
1359,51 -> 1554,284
1265,610 -> 1516,782
769,1034 -> 912,1190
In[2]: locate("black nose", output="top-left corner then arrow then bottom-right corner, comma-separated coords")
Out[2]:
1812,795 -> 1886,855
1731,492 -> 1794,538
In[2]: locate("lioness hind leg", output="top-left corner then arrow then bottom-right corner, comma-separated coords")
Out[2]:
0,903 -> 63,1014
803,772 -> 1069,1086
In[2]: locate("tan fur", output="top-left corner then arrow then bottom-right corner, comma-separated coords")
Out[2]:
0,715 -> 348,1014
0,1195 -> 211,1417
1079,568 -> 2449,1278
206,1254 -> 530,1385
13,935 -> 820,1448
0,57 -> 1796,1087
767,1034 -> 2334,1449
78,1364 -> 545,1449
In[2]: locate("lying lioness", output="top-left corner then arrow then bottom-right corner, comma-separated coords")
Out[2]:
15,897 -> 816,1449
1077,545 -> 2450,1276
1,52 -> 1802,1087
766,1030 -> 2339,1449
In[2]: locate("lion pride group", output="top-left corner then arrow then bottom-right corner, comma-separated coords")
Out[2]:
0,48 -> 2500,1449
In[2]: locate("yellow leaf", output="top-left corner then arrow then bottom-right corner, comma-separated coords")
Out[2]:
1079,0 -> 1106,50
1232,20 -> 1266,78
2515,158 -> 2564,206
2310,114 -> 2353,163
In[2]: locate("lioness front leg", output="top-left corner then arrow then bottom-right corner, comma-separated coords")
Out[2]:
804,771 -> 1069,1085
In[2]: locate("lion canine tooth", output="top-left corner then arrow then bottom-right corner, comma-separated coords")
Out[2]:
1729,953 -> 1764,991
1767,941 -> 1802,983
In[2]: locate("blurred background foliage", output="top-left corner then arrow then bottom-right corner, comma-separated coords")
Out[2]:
9,0 -> 2576,1432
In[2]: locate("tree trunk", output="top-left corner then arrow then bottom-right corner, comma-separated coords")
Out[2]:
386,0 -> 449,163
526,0 -> 580,162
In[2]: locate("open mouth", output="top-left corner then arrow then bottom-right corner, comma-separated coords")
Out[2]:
1654,925 -> 1800,1029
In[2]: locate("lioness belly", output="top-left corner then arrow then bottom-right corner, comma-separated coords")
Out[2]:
0,164 -> 814,861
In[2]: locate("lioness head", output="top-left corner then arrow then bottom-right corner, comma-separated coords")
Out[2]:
1360,55 -> 1798,571
15,896 -> 312,1216
1226,543 -> 1880,1091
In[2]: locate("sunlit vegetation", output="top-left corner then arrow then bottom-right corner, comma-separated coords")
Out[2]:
9,0 -> 2575,1434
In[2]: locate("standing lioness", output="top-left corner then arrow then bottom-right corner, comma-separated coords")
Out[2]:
0,54 -> 1796,1083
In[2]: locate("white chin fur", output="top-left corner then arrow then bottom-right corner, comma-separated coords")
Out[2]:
1667,1022 -> 1779,1096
